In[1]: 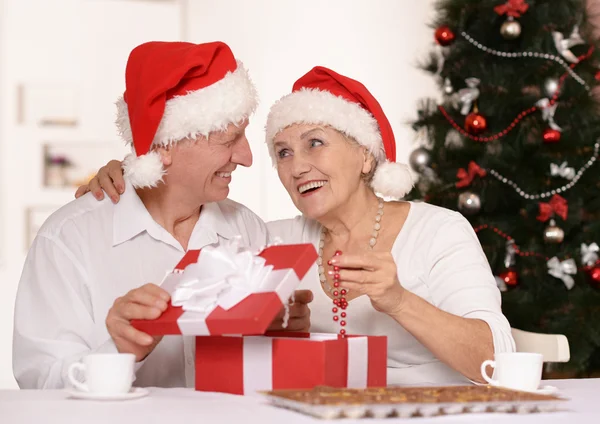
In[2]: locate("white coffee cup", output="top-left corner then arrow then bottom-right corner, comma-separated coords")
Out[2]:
67,353 -> 135,394
480,352 -> 543,392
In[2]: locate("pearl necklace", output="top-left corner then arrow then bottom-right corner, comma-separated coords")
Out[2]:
317,198 -> 384,336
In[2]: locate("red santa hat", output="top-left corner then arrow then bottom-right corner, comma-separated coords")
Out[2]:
265,66 -> 413,199
116,41 -> 258,188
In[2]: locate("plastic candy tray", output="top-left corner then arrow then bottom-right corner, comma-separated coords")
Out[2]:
261,385 -> 567,419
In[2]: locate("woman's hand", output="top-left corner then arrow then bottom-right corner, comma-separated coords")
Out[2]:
268,290 -> 313,332
331,252 -> 406,316
74,160 -> 125,203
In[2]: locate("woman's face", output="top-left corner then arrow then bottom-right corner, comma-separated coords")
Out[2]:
273,123 -> 374,220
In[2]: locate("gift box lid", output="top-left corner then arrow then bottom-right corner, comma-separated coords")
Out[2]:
132,243 -> 318,336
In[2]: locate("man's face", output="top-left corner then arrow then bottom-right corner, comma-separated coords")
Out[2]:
166,120 -> 252,203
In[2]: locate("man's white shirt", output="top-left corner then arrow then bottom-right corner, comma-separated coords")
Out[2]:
13,181 -> 269,389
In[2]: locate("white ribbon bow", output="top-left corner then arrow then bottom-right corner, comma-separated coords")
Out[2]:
453,78 -> 481,115
504,240 -> 517,268
552,25 -> 585,64
171,237 -> 274,314
581,243 -> 599,267
547,257 -> 577,290
434,45 -> 447,76
536,98 -> 563,131
550,161 -> 575,180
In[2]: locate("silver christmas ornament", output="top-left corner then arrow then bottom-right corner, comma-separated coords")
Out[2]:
444,78 -> 454,95
544,77 -> 560,98
457,191 -> 481,215
501,17 -> 522,40
445,130 -> 464,150
544,219 -> 565,244
486,140 -> 503,156
409,147 -> 432,172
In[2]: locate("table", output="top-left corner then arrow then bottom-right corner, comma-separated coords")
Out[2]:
1,379 -> 599,423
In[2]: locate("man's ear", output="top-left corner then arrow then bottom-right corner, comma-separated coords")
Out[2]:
155,147 -> 173,167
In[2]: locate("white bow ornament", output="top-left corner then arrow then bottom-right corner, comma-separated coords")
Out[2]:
547,257 -> 577,290
504,240 -> 517,268
453,78 -> 481,115
536,98 -> 563,132
581,243 -> 599,267
552,25 -> 585,64
550,162 -> 575,180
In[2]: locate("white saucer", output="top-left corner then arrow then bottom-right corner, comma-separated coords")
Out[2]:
530,385 -> 559,395
66,387 -> 149,401
505,385 -> 558,395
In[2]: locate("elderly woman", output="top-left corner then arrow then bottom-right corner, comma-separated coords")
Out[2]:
76,66 -> 515,385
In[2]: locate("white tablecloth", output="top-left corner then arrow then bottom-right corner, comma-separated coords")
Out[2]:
1,379 -> 599,423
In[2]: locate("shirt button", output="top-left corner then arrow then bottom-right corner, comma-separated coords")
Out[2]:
187,357 -> 193,366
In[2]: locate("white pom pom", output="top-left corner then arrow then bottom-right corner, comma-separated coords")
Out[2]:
371,161 -> 415,199
122,151 -> 166,188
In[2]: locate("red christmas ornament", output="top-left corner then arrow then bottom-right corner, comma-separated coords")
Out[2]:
435,26 -> 456,46
590,266 -> 600,287
499,270 -> 519,286
542,128 -> 561,143
465,112 -> 488,134
595,70 -> 600,82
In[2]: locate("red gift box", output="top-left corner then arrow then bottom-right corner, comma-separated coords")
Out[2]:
132,243 -> 318,336
196,333 -> 387,395
132,242 -> 388,394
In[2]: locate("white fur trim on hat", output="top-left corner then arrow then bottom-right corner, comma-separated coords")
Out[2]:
117,61 -> 258,188
265,88 -> 386,165
122,151 -> 165,189
117,61 -> 258,148
371,161 -> 415,199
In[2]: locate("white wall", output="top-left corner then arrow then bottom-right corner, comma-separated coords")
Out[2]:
0,0 -> 438,389
0,0 -> 184,389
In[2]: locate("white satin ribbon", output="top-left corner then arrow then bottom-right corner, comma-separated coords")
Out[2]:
347,337 -> 369,388
552,25 -> 585,64
171,237 -> 273,313
536,98 -> 562,132
550,162 -> 575,180
243,337 -> 273,394
547,257 -> 577,290
581,243 -> 599,267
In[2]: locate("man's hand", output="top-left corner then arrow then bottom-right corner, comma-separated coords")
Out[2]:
268,290 -> 313,332
106,283 -> 170,362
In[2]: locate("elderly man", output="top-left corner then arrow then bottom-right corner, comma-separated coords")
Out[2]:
13,41 -> 311,389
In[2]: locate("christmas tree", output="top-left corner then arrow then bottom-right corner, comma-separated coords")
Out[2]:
408,0 -> 600,376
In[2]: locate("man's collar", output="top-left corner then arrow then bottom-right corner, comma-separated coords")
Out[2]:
194,201 -> 236,243
113,180 -> 236,247
112,180 -> 155,246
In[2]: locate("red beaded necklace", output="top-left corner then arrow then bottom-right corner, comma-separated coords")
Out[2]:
330,250 -> 348,336
319,198 -> 384,337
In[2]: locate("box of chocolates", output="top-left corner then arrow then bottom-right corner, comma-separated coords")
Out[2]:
262,385 -> 567,419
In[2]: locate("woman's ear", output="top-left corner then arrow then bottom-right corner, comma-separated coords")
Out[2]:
362,148 -> 375,175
